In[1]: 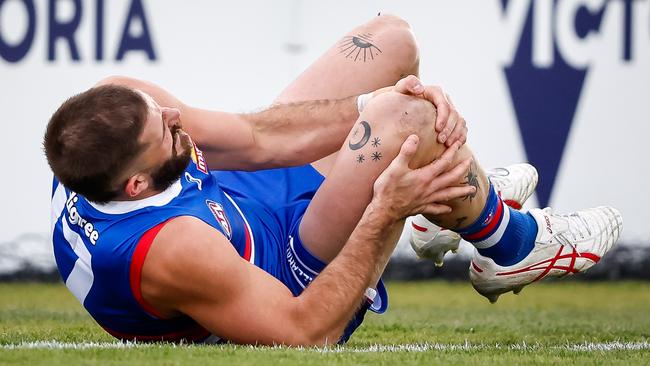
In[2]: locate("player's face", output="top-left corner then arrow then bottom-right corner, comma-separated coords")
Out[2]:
136,91 -> 193,191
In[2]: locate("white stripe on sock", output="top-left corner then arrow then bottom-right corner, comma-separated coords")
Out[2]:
472,202 -> 510,249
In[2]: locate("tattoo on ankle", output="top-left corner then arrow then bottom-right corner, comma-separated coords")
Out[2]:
461,162 -> 479,202
339,33 -> 382,62
371,151 -> 382,162
454,216 -> 468,229
349,121 -> 371,150
356,154 -> 365,164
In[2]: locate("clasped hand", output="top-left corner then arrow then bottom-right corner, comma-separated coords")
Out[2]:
371,136 -> 475,221
370,75 -> 468,147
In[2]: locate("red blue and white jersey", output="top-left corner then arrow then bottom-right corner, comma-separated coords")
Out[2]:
50,142 -> 382,344
50,145 -> 296,342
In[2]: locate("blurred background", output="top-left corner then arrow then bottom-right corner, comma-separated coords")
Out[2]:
1,0 -> 648,280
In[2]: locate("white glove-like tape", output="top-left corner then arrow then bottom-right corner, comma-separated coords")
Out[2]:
356,92 -> 373,114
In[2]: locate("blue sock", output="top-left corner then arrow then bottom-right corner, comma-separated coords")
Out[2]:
457,184 -> 537,266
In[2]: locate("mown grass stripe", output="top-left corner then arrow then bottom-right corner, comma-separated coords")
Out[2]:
3,341 -> 650,352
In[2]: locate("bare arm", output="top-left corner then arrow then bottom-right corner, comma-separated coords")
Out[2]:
142,208 -> 395,346
98,76 -> 464,171
98,76 -> 358,170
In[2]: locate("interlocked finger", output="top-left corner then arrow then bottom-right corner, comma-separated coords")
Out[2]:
446,116 -> 467,147
419,203 -> 452,216
427,158 -> 472,192
423,86 -> 449,133
420,141 -> 462,178
394,75 -> 424,95
427,185 -> 476,203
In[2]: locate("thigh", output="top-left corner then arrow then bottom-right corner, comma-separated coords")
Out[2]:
274,14 -> 419,176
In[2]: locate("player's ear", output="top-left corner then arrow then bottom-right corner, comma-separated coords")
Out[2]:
124,173 -> 150,198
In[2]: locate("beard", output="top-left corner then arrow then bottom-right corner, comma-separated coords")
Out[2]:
150,126 -> 192,192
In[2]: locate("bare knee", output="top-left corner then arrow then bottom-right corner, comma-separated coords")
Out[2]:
363,92 -> 437,136
373,13 -> 411,29
363,14 -> 419,74
360,92 -> 442,166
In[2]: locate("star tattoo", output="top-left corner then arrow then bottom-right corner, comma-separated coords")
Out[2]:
371,137 -> 381,148
371,151 -> 382,162
356,154 -> 365,163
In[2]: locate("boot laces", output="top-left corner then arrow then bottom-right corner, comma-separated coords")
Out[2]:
552,213 -> 593,249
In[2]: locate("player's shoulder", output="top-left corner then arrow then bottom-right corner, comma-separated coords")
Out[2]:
148,215 -> 238,274
155,215 -> 229,249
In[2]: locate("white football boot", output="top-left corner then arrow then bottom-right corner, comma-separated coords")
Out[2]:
486,163 -> 538,210
410,215 -> 461,266
409,163 -> 538,267
469,206 -> 623,303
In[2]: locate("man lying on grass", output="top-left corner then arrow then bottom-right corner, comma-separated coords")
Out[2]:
44,15 -> 621,345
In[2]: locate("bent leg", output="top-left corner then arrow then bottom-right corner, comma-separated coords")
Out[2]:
300,92 -> 489,262
274,14 -> 420,176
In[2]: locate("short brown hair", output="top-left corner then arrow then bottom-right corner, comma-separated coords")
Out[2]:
44,85 -> 149,203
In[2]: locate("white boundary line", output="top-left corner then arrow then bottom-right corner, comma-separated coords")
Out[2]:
2,341 -> 650,352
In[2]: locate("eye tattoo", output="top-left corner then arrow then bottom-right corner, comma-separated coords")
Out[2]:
339,33 -> 382,62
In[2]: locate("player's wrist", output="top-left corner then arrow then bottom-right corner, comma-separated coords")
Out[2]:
365,200 -> 400,227
356,92 -> 373,114
357,86 -> 398,114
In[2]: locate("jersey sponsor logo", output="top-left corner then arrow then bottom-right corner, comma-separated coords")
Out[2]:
191,143 -> 208,174
66,193 -> 100,245
206,200 -> 232,239
184,172 -> 202,190
500,0 -> 637,206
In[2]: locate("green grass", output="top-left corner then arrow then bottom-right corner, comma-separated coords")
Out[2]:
1,281 -> 649,365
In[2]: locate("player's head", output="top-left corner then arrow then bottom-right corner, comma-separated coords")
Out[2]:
44,84 -> 192,203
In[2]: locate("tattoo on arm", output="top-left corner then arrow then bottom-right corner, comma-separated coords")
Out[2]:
349,121 -> 371,150
339,33 -> 382,62
356,154 -> 365,163
371,151 -> 382,162
461,162 -> 479,202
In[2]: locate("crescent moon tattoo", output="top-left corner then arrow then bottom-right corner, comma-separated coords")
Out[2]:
349,121 -> 371,150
